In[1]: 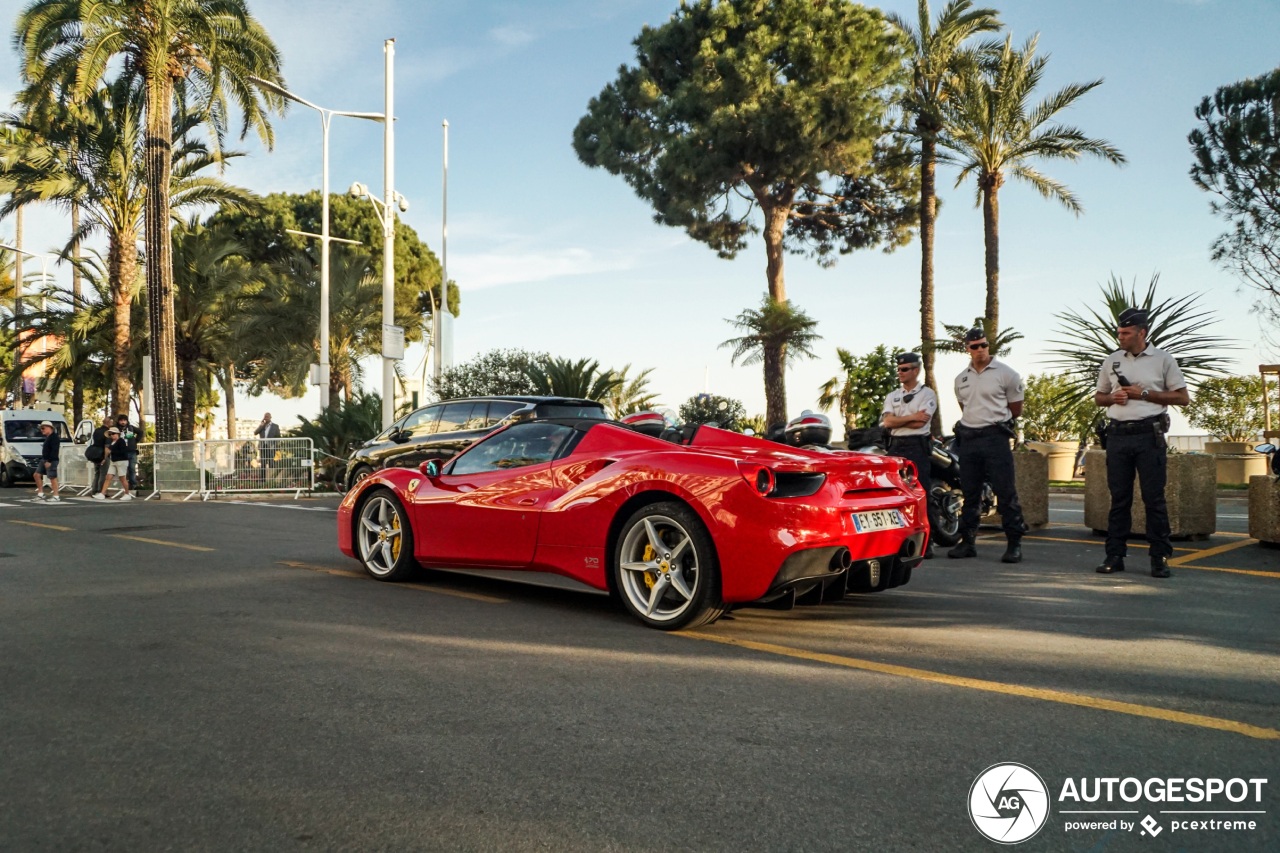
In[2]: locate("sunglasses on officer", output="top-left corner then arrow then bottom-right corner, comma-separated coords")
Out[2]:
968,341 -> 989,350
896,365 -> 918,372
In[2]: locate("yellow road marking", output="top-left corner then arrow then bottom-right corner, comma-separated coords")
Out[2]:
110,534 -> 214,552
275,561 -> 507,603
1179,565 -> 1280,579
9,520 -> 73,532
680,633 -> 1280,741
1169,538 -> 1255,566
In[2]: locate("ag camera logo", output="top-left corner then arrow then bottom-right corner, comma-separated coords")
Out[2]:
969,763 -> 1050,844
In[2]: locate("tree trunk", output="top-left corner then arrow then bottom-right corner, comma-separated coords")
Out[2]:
919,138 -> 941,435
760,195 -> 793,432
179,352 -> 198,442
107,233 -> 138,418
11,206 -> 22,408
762,341 -> 786,436
144,73 -> 179,443
981,170 -> 1003,337
71,202 -> 84,425
221,361 -> 237,439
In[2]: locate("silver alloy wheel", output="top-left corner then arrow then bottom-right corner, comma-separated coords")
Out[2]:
357,493 -> 405,578
617,513 -> 700,625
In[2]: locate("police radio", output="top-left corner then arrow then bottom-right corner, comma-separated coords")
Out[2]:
1111,362 -> 1131,387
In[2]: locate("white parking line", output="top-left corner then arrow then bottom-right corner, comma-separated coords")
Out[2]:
218,500 -> 337,512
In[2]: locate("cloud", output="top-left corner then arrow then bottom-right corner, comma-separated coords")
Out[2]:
489,26 -> 537,48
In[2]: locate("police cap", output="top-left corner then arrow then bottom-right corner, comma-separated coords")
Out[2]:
1117,307 -> 1149,329
894,352 -> 921,366
963,327 -> 986,343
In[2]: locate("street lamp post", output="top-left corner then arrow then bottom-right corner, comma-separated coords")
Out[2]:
248,75 -> 384,412
437,118 -> 448,383
1,242 -> 54,410
348,177 -> 408,430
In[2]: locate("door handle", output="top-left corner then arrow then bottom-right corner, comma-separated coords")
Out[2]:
517,498 -> 538,506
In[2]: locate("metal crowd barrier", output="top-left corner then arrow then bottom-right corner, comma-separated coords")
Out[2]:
142,438 -> 315,500
58,456 -> 100,496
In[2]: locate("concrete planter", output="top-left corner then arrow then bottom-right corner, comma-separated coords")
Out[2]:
1025,440 -> 1080,481
980,448 -> 1049,529
1248,475 -> 1280,545
1204,441 -> 1268,485
1083,449 -> 1216,540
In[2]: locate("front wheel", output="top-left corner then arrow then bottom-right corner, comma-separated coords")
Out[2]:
355,489 -> 418,581
928,485 -> 962,546
613,502 -> 724,630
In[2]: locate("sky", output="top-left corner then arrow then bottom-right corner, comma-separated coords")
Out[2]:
3,0 -> 1279,434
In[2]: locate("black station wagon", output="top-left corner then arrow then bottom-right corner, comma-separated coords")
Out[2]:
342,396 -> 607,489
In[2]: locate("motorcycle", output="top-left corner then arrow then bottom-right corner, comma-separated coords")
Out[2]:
847,430 -> 992,548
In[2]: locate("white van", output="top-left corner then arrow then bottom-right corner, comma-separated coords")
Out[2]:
0,409 -> 72,487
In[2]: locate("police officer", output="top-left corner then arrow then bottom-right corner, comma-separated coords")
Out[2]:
949,328 -> 1027,563
1093,307 -> 1190,578
880,352 -> 939,558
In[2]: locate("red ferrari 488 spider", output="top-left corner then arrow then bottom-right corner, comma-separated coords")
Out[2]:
338,418 -> 927,630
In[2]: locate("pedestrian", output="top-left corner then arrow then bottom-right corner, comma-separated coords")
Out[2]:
33,420 -> 61,503
880,352 -> 938,558
1093,307 -> 1190,578
254,412 -> 280,471
115,413 -> 141,490
948,327 -> 1028,563
93,427 -> 135,501
88,414 -> 113,493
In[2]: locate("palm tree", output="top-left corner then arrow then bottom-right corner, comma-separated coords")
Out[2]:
15,0 -> 285,442
888,0 -> 1001,431
943,34 -> 1125,335
1,78 -> 256,416
525,357 -> 622,402
170,218 -> 260,441
1043,273 -> 1236,406
237,249 -> 382,404
720,299 -> 821,433
931,316 -> 1024,357
602,364 -> 660,419
1,249 -> 144,415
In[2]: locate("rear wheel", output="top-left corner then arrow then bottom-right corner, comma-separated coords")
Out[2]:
928,485 -> 962,546
348,464 -> 375,491
613,502 -> 724,630
355,489 -> 418,581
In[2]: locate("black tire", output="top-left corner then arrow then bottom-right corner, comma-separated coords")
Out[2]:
928,485 -> 962,546
613,502 -> 724,630
354,488 -> 418,581
0,464 -> 12,488
348,464 -> 375,491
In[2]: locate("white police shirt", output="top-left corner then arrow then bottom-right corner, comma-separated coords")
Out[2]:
1095,344 -> 1186,421
880,383 -> 938,436
955,359 -> 1024,428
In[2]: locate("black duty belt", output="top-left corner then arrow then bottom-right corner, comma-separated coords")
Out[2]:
1108,416 -> 1163,435
954,424 -> 1006,439
888,434 -> 931,448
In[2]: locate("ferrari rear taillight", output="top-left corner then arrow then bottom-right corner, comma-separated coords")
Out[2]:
737,462 -> 776,496
899,461 -> 919,491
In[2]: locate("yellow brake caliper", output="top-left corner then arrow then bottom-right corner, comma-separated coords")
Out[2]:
390,513 -> 401,561
642,543 -> 656,589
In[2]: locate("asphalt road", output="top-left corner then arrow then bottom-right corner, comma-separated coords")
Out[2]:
1,491 -> 1276,852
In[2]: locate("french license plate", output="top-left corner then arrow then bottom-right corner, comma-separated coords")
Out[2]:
851,509 -> 905,534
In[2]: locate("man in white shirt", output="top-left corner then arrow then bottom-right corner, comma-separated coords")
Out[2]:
950,328 -> 1027,563
880,352 -> 938,557
1093,307 -> 1190,579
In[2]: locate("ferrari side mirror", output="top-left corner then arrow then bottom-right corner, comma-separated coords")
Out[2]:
420,459 -> 440,478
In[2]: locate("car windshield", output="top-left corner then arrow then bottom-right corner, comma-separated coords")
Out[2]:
534,404 -> 606,420
5,420 -> 70,441
449,422 -> 578,476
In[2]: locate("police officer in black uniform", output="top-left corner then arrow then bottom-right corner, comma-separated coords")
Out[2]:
1093,307 -> 1190,578
880,352 -> 939,558
949,328 -> 1027,563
